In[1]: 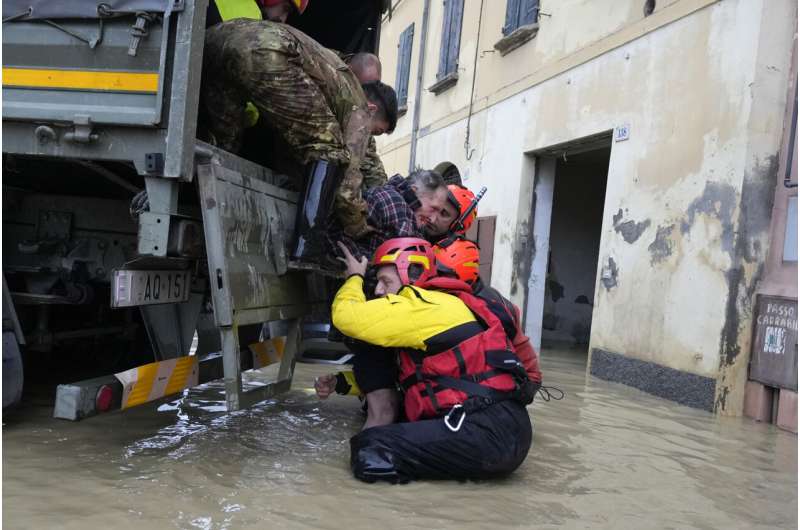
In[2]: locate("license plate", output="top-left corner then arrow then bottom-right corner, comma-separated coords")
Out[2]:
111,270 -> 191,308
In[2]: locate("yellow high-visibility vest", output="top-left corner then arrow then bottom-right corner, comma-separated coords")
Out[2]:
215,0 -> 262,21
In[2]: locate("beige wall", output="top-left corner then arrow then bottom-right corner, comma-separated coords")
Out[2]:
377,0 -> 797,415
380,0 -> 701,166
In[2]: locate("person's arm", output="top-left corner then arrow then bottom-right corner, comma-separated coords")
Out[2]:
368,188 -> 416,238
336,107 -> 373,238
360,137 -> 388,189
331,275 -> 427,348
315,371 -> 362,399
510,304 -> 542,383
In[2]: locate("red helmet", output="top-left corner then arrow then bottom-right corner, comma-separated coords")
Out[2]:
434,237 -> 480,285
259,0 -> 308,14
446,184 -> 477,234
371,237 -> 437,286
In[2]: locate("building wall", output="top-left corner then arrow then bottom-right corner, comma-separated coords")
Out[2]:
376,0 -> 797,414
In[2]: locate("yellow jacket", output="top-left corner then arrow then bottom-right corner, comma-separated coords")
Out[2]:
331,275 -> 476,351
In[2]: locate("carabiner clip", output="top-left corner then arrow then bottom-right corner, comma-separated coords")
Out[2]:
443,404 -> 466,432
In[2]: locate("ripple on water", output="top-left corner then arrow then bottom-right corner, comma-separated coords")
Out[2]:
2,353 -> 796,530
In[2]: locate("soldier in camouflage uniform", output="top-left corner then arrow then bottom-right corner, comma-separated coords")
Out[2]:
361,136 -> 388,189
202,19 -> 397,262
342,52 -> 388,189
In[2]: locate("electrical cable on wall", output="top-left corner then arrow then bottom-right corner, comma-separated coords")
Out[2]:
464,0 -> 484,161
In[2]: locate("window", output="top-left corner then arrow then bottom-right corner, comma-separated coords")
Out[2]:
494,0 -> 540,56
466,216 -> 497,285
430,0 -> 464,94
503,0 -> 539,36
395,24 -> 415,113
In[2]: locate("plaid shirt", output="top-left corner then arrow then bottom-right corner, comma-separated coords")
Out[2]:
329,174 -> 423,259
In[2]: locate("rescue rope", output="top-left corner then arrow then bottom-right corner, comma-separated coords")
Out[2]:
536,385 -> 565,402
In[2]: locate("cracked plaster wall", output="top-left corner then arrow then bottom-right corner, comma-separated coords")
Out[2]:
381,0 -> 795,414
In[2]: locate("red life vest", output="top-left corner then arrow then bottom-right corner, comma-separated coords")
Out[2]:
398,277 -> 526,421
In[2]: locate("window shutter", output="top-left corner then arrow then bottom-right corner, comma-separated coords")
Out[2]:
395,24 -> 414,107
521,0 -> 539,26
395,31 -> 404,102
437,0 -> 453,80
446,0 -> 464,76
502,0 -> 521,36
437,0 -> 464,80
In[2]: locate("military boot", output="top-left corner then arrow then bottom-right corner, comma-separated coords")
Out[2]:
290,159 -> 343,263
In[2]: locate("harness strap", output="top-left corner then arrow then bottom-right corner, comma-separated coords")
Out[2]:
464,369 -> 502,383
400,368 -> 505,391
416,363 -> 441,413
453,345 -> 467,376
430,375 -> 511,402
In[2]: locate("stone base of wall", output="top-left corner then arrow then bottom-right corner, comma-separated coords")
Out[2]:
777,389 -> 798,433
590,349 -> 716,411
744,380 -> 775,422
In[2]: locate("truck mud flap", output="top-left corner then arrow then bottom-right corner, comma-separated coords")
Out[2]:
197,160 -> 316,411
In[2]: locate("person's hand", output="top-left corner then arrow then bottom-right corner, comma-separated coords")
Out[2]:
315,373 -> 337,399
337,241 -> 368,277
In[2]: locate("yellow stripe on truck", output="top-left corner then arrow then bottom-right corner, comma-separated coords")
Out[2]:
125,363 -> 159,409
116,356 -> 199,410
163,356 -> 198,396
2,67 -> 159,93
249,337 -> 287,370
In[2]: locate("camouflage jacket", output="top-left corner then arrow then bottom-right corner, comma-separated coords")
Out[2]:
203,20 -> 374,237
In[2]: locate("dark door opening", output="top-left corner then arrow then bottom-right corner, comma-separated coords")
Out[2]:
541,147 -> 610,348
520,142 -> 611,354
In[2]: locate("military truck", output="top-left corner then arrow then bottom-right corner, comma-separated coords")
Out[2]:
2,0 -> 385,417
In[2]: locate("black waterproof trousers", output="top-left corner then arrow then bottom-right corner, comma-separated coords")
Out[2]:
350,400 -> 532,484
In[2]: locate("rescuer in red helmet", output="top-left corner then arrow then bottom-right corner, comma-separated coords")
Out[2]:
435,236 -> 543,385
445,184 -> 478,234
330,238 -> 536,483
318,236 -> 544,408
319,183 -> 493,400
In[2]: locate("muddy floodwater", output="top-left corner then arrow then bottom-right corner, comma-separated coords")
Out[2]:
3,348 -> 797,529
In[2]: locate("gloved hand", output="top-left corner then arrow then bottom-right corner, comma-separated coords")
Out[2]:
244,102 -> 260,128
315,371 -> 361,399
315,373 -> 337,399
129,189 -> 149,220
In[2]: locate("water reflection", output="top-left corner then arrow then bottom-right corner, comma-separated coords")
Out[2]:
3,348 -> 796,530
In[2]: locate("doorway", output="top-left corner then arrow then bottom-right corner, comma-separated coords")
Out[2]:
433,162 -> 462,185
524,136 -> 612,353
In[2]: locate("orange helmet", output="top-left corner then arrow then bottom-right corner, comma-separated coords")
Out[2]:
259,0 -> 308,14
446,184 -> 477,234
372,237 -> 437,286
434,237 -> 480,285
